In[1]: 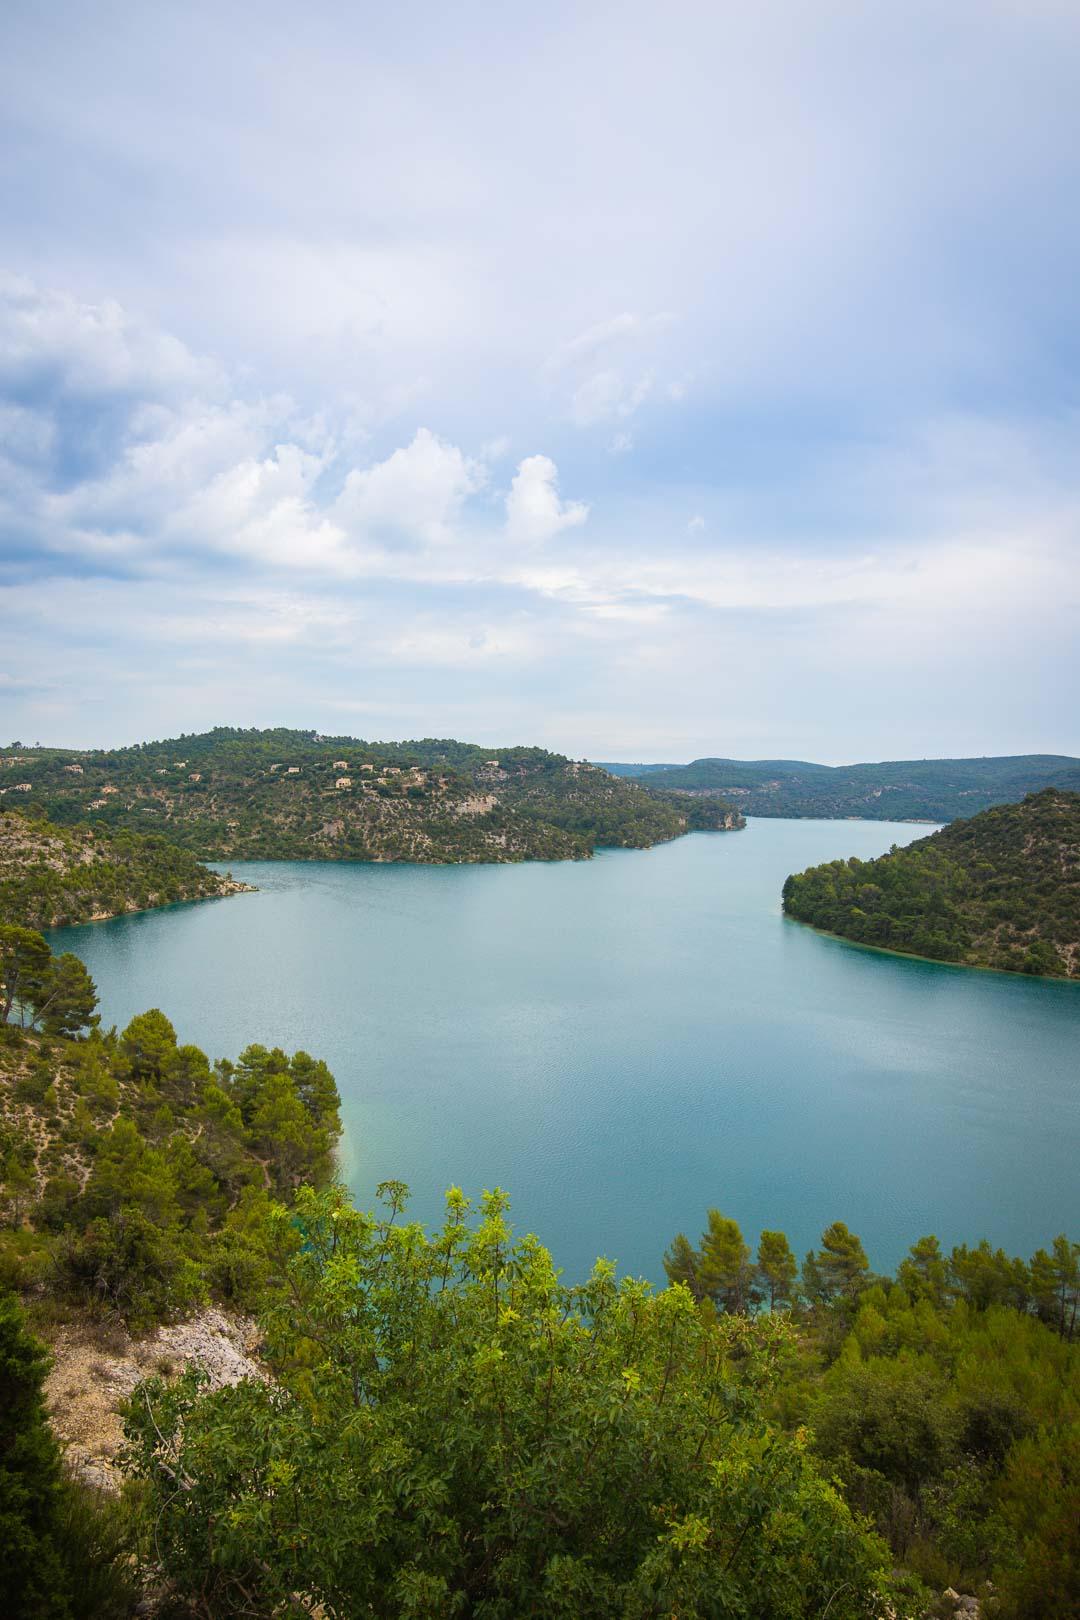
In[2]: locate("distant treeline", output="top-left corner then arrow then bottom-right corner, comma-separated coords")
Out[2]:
600,752 -> 1080,822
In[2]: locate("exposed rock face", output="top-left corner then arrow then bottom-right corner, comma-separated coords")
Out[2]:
45,1309 -> 265,1491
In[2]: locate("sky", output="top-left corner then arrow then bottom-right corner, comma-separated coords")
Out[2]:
2,0 -> 1079,762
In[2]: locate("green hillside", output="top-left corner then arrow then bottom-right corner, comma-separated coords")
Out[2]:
610,753 -> 1080,821
782,788 -> 1080,977
2,728 -> 743,863
0,807 -> 247,929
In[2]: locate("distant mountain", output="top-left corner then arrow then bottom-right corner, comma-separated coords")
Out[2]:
782,788 -> 1080,978
1,728 -> 744,864
602,754 -> 1080,822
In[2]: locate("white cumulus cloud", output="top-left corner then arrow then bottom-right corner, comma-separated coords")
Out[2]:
505,456 -> 589,544
336,427 -> 485,544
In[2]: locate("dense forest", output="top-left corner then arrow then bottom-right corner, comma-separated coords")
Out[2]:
603,754 -> 1080,822
664,1207 -> 1079,1617
0,806 -> 248,929
782,789 -> 1080,977
2,728 -> 743,863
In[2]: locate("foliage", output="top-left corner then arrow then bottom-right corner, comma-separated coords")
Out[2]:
0,805 -> 240,928
3,726 -> 744,865
0,1290 -> 139,1618
782,788 -> 1080,977
0,923 -> 99,1035
666,1207 -> 1080,1614
0,955 -> 342,1328
123,1183 -> 885,1619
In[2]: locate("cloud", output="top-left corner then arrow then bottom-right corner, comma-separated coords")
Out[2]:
546,312 -> 675,371
4,0 -> 1080,766
336,428 -> 485,546
505,456 -> 589,544
0,274 -> 220,401
571,369 -> 654,428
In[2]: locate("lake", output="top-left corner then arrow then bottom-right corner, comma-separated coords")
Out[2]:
47,818 -> 1079,1285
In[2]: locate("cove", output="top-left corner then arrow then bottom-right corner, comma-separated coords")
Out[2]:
47,817 -> 1079,1284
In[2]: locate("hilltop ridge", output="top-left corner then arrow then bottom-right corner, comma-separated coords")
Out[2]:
599,752 -> 1080,822
2,728 -> 743,864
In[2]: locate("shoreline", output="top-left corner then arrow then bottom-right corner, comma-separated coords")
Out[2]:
782,911 -> 1080,985
42,878 -> 257,934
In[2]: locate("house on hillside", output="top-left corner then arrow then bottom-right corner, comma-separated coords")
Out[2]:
335,776 -> 352,789
63,763 -> 84,774
286,766 -> 301,775
333,759 -> 348,769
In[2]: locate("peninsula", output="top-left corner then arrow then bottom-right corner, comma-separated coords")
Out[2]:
781,788 -> 1080,978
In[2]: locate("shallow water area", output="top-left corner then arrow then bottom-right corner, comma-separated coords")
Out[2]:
48,818 -> 1080,1282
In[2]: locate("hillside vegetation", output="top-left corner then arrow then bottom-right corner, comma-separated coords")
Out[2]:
0,807 -> 247,929
0,1000 -> 341,1327
782,789 -> 1080,977
3,728 -> 743,863
608,753 -> 1080,822
665,1205 -> 1079,1616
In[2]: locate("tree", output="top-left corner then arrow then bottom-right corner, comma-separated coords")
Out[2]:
897,1234 -> 949,1307
757,1229 -> 797,1310
29,953 -> 98,1037
662,1231 -> 703,1298
124,1185 -> 885,1619
0,1290 -> 71,1617
812,1360 -> 949,1499
120,1008 -> 177,1083
698,1208 -> 758,1314
250,1071 -> 322,1190
993,1421 -> 1080,1619
814,1222 -> 871,1302
948,1241 -> 1029,1312
0,925 -> 50,1026
1029,1235 -> 1080,1339
0,1129 -> 36,1227
0,1293 -> 138,1619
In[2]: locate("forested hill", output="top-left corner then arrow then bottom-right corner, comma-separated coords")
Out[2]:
1,727 -> 743,862
0,806 -> 247,929
782,788 -> 1080,977
602,753 -> 1080,821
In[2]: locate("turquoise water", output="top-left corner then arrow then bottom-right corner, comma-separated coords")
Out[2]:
47,819 -> 1079,1283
